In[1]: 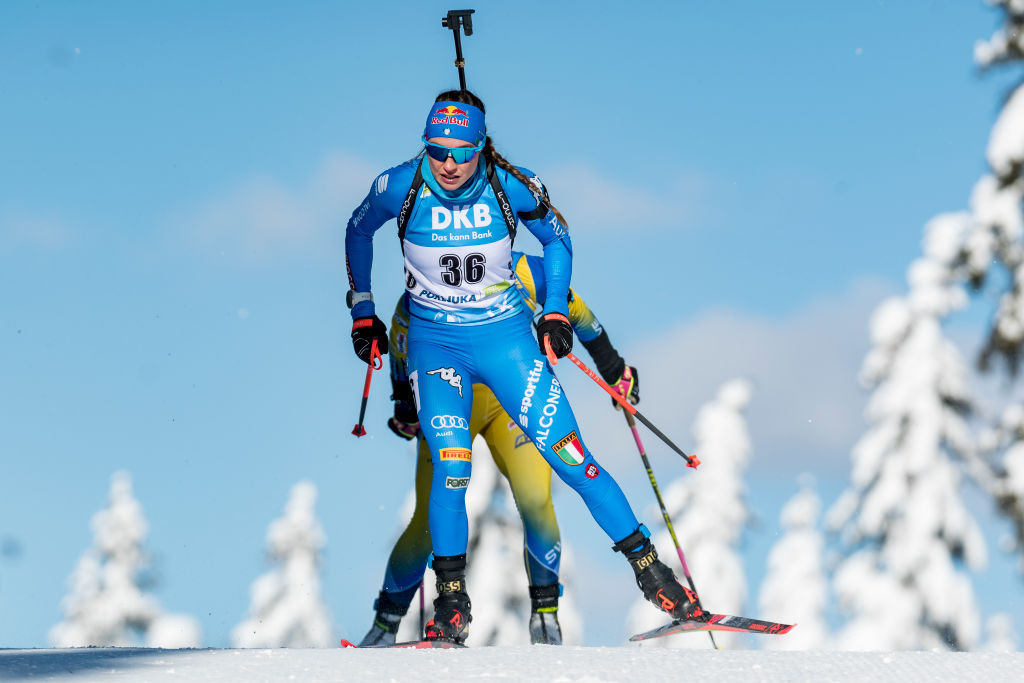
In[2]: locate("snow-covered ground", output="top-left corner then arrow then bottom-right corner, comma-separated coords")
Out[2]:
1,647 -> 1022,682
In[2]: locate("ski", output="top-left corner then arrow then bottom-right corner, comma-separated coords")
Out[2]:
629,613 -> 795,642
340,638 -> 466,649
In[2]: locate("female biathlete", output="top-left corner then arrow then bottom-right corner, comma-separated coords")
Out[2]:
358,253 -> 640,646
345,89 -> 702,643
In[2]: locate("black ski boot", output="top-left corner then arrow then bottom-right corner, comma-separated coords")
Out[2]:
423,554 -> 472,643
613,528 -> 704,621
528,583 -> 563,645
358,590 -> 408,647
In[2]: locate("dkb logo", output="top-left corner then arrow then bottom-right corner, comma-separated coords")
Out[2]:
431,204 -> 493,230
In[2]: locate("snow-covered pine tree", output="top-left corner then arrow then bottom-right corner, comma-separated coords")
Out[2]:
626,378 -> 754,649
393,438 -> 582,645
982,613 -> 1020,652
232,481 -> 333,648
49,471 -> 201,648
827,215 -> 987,651
956,0 -> 1024,576
758,474 -> 829,650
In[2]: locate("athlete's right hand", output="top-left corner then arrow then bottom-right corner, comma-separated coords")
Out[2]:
351,315 -> 388,364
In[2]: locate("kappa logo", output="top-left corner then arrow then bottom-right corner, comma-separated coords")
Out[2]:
445,476 -> 470,490
431,415 -> 468,430
376,173 -> 389,195
427,367 -> 464,397
440,448 -> 472,462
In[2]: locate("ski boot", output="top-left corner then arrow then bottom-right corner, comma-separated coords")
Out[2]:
423,554 -> 472,644
613,527 -> 704,621
528,583 -> 563,645
358,590 -> 408,647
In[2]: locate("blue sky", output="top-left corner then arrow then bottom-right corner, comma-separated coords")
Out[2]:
2,1 -> 1022,647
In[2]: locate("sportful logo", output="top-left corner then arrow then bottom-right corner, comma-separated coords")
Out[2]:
431,415 -> 468,430
376,173 -> 389,195
552,430 -> 585,466
427,367 -> 464,397
520,359 -> 544,425
532,377 -> 562,449
439,448 -> 472,462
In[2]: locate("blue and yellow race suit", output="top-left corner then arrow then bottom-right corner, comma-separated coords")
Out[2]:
345,156 -> 640,560
377,252 -> 626,607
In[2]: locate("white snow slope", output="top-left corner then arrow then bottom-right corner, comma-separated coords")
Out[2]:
1,647 -> 1021,682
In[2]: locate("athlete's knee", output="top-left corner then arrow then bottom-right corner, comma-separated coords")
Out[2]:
516,489 -> 556,524
556,457 -> 614,498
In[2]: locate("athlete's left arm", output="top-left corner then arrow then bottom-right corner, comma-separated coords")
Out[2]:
505,167 -> 572,318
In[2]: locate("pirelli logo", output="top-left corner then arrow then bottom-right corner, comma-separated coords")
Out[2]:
440,448 -> 472,462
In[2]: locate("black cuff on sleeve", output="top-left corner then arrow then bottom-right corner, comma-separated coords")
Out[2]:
581,330 -> 625,384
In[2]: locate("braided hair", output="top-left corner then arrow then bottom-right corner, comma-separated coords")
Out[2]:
433,89 -> 569,229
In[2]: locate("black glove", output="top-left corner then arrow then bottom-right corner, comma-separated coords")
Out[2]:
387,404 -> 420,440
536,313 -> 573,359
387,378 -> 420,440
351,315 -> 388,364
609,365 -> 640,409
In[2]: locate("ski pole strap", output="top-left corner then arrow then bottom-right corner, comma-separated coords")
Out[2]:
543,334 -> 558,366
367,338 -> 383,372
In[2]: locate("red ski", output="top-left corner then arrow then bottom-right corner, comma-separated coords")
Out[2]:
340,638 -> 465,649
629,613 -> 795,642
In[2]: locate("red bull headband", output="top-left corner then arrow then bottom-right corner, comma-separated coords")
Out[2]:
424,100 -> 486,146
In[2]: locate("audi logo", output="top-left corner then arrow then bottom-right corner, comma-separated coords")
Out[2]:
431,415 -> 468,429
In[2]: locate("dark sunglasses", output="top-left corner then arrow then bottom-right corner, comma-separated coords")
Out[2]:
422,137 -> 485,164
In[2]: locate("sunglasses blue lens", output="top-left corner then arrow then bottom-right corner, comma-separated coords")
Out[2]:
424,141 -> 480,164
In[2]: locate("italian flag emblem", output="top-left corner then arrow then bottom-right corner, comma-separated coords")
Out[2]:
552,431 -> 585,466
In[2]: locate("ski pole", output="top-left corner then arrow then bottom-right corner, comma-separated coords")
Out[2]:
418,579 -> 425,638
543,337 -> 700,469
623,409 -> 718,649
352,339 -> 383,437
441,9 -> 475,90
